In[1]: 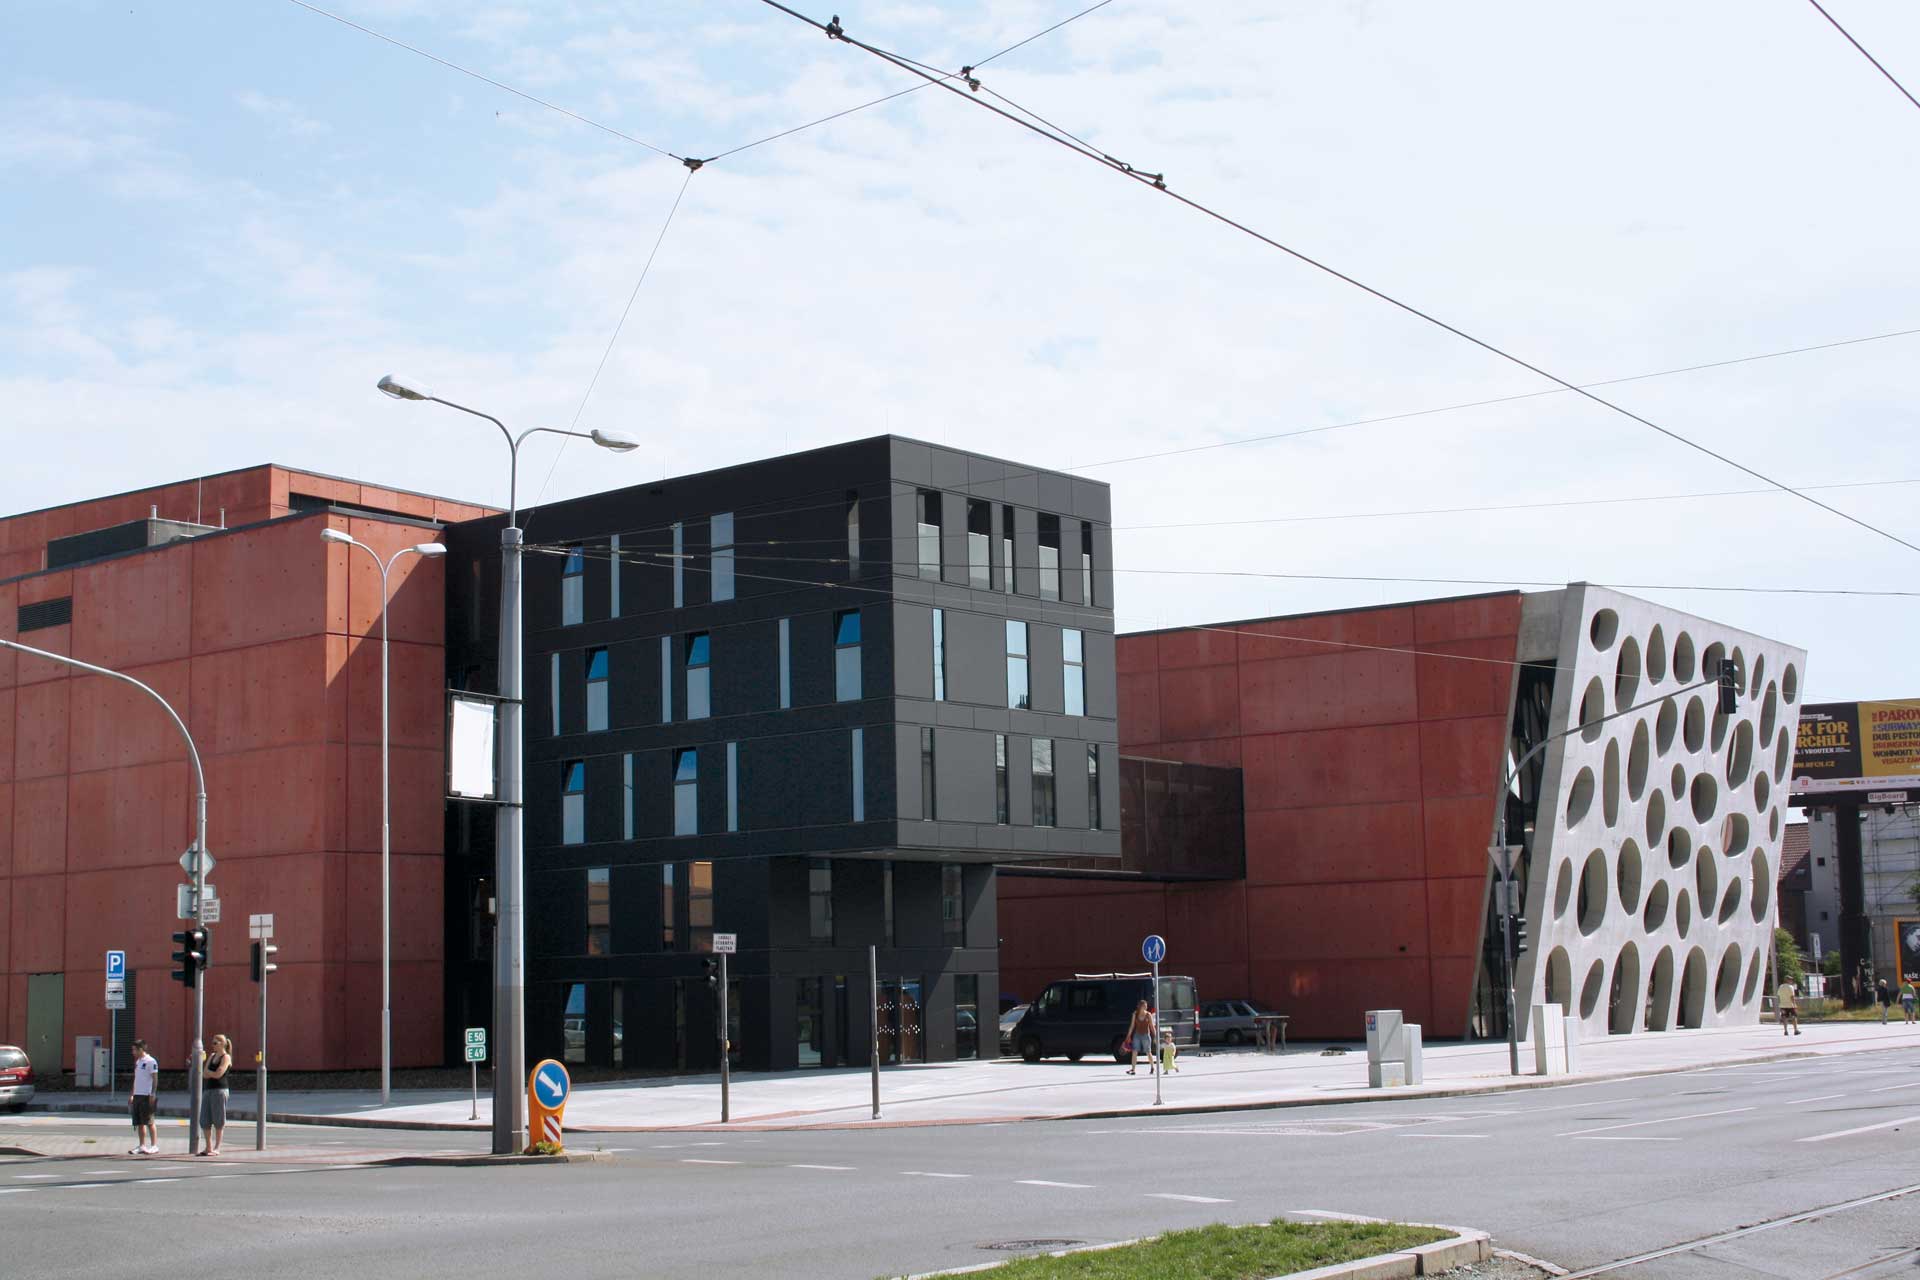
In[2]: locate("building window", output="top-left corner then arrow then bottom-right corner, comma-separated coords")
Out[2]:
1032,738 -> 1056,827
562,760 -> 586,845
586,867 -> 610,956
845,491 -> 860,578
659,636 -> 672,724
1080,522 -> 1095,604
685,632 -> 711,720
797,977 -> 824,1068
562,544 -> 585,625
941,864 -> 962,942
835,609 -> 862,703
955,973 -> 979,1059
778,617 -> 792,709
851,728 -> 866,821
673,748 -> 698,836
661,864 -> 676,950
1001,503 -> 1017,594
932,608 -> 946,702
550,653 -> 561,736
1006,620 -> 1030,710
1038,515 -> 1061,601
995,734 -> 1009,825
622,753 -> 635,840
1087,744 -> 1102,830
966,500 -> 990,589
711,512 -> 735,603
609,533 -> 621,618
586,647 -> 610,732
921,727 -> 937,821
671,522 -> 685,608
562,982 -> 587,1064
689,860 -> 713,952
883,862 -> 895,946
726,741 -> 739,833
809,859 -> 834,943
1063,628 -> 1085,717
916,490 -> 942,579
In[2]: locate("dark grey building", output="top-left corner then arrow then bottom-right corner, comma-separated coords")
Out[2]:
444,436 -> 1117,1072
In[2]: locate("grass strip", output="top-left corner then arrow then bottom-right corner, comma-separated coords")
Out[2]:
966,1220 -> 1450,1279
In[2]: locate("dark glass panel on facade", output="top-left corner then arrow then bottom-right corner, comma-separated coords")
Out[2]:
955,973 -> 979,1060
1006,620 -> 1029,710
1032,737 -> 1056,827
916,490 -> 941,579
809,859 -> 834,943
941,864 -> 962,941
1038,514 -> 1061,601
586,867 -> 610,956
966,499 -> 991,588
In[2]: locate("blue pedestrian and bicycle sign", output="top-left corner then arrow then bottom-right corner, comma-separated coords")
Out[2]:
532,1062 -> 570,1110
1142,934 -> 1166,965
105,950 -> 126,981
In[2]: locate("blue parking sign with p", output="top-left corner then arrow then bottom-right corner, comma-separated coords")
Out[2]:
1142,934 -> 1166,965
105,950 -> 126,981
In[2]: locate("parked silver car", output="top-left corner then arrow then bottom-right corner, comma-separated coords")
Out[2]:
0,1044 -> 35,1111
1200,999 -> 1270,1046
997,1004 -> 1029,1056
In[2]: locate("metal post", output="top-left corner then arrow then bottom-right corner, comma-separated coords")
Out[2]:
256,959 -> 268,1151
719,951 -> 731,1124
1151,958 -> 1162,1107
470,1061 -> 478,1122
108,1009 -> 116,1100
869,945 -> 881,1120
1498,840 -> 1520,1077
379,555 -> 393,1107
493,522 -> 527,1155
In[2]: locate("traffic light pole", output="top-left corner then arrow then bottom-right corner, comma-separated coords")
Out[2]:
0,639 -> 209,1152
256,953 -> 268,1152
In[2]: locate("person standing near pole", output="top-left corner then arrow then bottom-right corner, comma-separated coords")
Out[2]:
1125,999 -> 1156,1076
197,1035 -> 231,1156
128,1040 -> 159,1155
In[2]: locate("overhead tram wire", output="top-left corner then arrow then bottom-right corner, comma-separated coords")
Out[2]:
753,0 -> 1920,559
1804,0 -> 1920,115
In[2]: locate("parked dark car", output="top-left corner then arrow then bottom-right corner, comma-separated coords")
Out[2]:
998,1004 -> 1029,1057
1010,974 -> 1199,1063
1200,998 -> 1273,1045
0,1044 -> 35,1111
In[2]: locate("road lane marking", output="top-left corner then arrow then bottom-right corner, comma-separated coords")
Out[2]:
58,1183 -> 111,1190
1399,1133 -> 1489,1139
790,1164 -> 854,1171
1573,1135 -> 1677,1142
12,1175 -> 59,1180
1147,1193 -> 1232,1204
1867,1081 -> 1920,1094
903,1171 -> 970,1179
1018,1180 -> 1095,1188
1786,1094 -> 1847,1104
1558,1106 -> 1753,1138
1798,1114 -> 1920,1144
680,1158 -> 740,1165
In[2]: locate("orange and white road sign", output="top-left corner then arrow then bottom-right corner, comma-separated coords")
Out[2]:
527,1058 -> 571,1152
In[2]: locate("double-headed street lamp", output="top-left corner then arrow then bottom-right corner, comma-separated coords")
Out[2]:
375,373 -> 636,1154
319,527 -> 447,1105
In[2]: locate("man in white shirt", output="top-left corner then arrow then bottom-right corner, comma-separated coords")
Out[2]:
129,1039 -> 160,1155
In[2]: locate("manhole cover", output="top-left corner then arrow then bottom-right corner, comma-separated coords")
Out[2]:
979,1240 -> 1087,1252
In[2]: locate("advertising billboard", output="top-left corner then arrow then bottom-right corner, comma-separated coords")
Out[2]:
1900,919 -> 1920,989
1793,699 -> 1920,800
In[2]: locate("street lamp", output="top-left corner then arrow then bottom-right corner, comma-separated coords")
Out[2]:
320,527 -> 446,1105
376,373 -> 635,1154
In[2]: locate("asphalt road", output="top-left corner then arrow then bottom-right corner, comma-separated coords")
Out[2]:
4,1044 -> 1916,1279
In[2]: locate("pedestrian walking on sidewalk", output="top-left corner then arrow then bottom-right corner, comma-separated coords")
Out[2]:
1902,980 -> 1917,1024
1776,981 -> 1801,1036
128,1039 -> 160,1154
1876,979 -> 1892,1024
198,1034 -> 232,1156
1125,1000 -> 1157,1076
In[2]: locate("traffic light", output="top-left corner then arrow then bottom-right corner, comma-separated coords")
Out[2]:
250,940 -> 279,983
171,927 -> 208,987
1716,660 -> 1740,715
702,957 -> 718,989
1510,914 -> 1530,957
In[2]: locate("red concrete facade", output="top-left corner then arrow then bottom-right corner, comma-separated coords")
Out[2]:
1,467 -> 491,1071
999,593 -> 1525,1039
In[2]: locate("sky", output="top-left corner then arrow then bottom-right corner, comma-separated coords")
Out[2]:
3,0 -> 1917,700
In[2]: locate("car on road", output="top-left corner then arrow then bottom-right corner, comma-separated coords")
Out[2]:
1009,974 -> 1199,1063
1200,998 -> 1273,1045
998,1004 -> 1029,1056
0,1045 -> 35,1111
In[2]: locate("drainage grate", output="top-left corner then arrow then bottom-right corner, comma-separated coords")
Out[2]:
978,1240 -> 1087,1252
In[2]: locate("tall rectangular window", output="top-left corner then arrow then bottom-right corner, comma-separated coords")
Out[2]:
685,632 -> 711,720
1031,738 -> 1056,828
726,741 -> 739,833
851,727 -> 865,821
660,636 -> 673,724
562,760 -> 586,845
610,533 -> 622,618
955,973 -> 979,1059
835,609 -> 862,702
586,647 -> 610,732
1063,628 -> 1085,717
562,544 -> 584,625
966,500 -> 990,589
883,862 -> 895,946
995,734 -> 1009,825
921,727 -> 936,821
809,859 -> 834,943
932,608 -> 946,702
710,512 -> 735,602
845,490 -> 860,578
671,522 -> 685,608
778,617 -> 792,709
672,748 -> 698,836
550,653 -> 561,736
916,489 -> 942,580
1001,504 -> 1017,594
660,864 -> 676,950
1006,620 -> 1030,710
586,867 -> 610,956
1080,522 -> 1095,605
941,864 -> 963,942
689,860 -> 713,952
622,753 -> 634,840
1037,515 -> 1061,601
1087,744 -> 1102,830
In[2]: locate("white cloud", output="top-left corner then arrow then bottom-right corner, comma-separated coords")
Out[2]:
234,90 -> 332,137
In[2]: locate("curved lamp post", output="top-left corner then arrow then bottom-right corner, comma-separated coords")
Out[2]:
320,527 -> 446,1104
375,373 -> 635,1153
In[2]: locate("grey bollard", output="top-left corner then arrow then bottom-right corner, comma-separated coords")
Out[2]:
1402,1024 -> 1423,1085
1562,1015 -> 1580,1074
1531,1002 -> 1568,1075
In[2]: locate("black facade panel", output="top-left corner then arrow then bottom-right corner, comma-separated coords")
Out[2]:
1029,622 -> 1065,714
1084,629 -> 1117,719
935,725 -> 998,826
943,608 -> 1006,708
895,603 -> 934,700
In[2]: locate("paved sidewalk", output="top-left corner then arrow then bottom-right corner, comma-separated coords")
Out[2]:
32,1020 -> 1919,1133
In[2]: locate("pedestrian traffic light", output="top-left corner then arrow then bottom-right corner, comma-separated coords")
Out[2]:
171,927 -> 208,987
250,940 -> 279,983
1510,914 -> 1530,957
1716,660 -> 1739,715
702,957 -> 718,989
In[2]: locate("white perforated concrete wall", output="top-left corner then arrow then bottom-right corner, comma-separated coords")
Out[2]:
1513,585 -> 1808,1039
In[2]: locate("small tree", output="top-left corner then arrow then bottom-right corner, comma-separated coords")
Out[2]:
1773,928 -> 1806,990
1821,949 -> 1842,977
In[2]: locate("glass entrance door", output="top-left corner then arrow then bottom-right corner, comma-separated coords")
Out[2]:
875,977 -> 926,1065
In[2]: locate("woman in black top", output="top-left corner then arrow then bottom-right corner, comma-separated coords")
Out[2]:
199,1034 -> 232,1156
